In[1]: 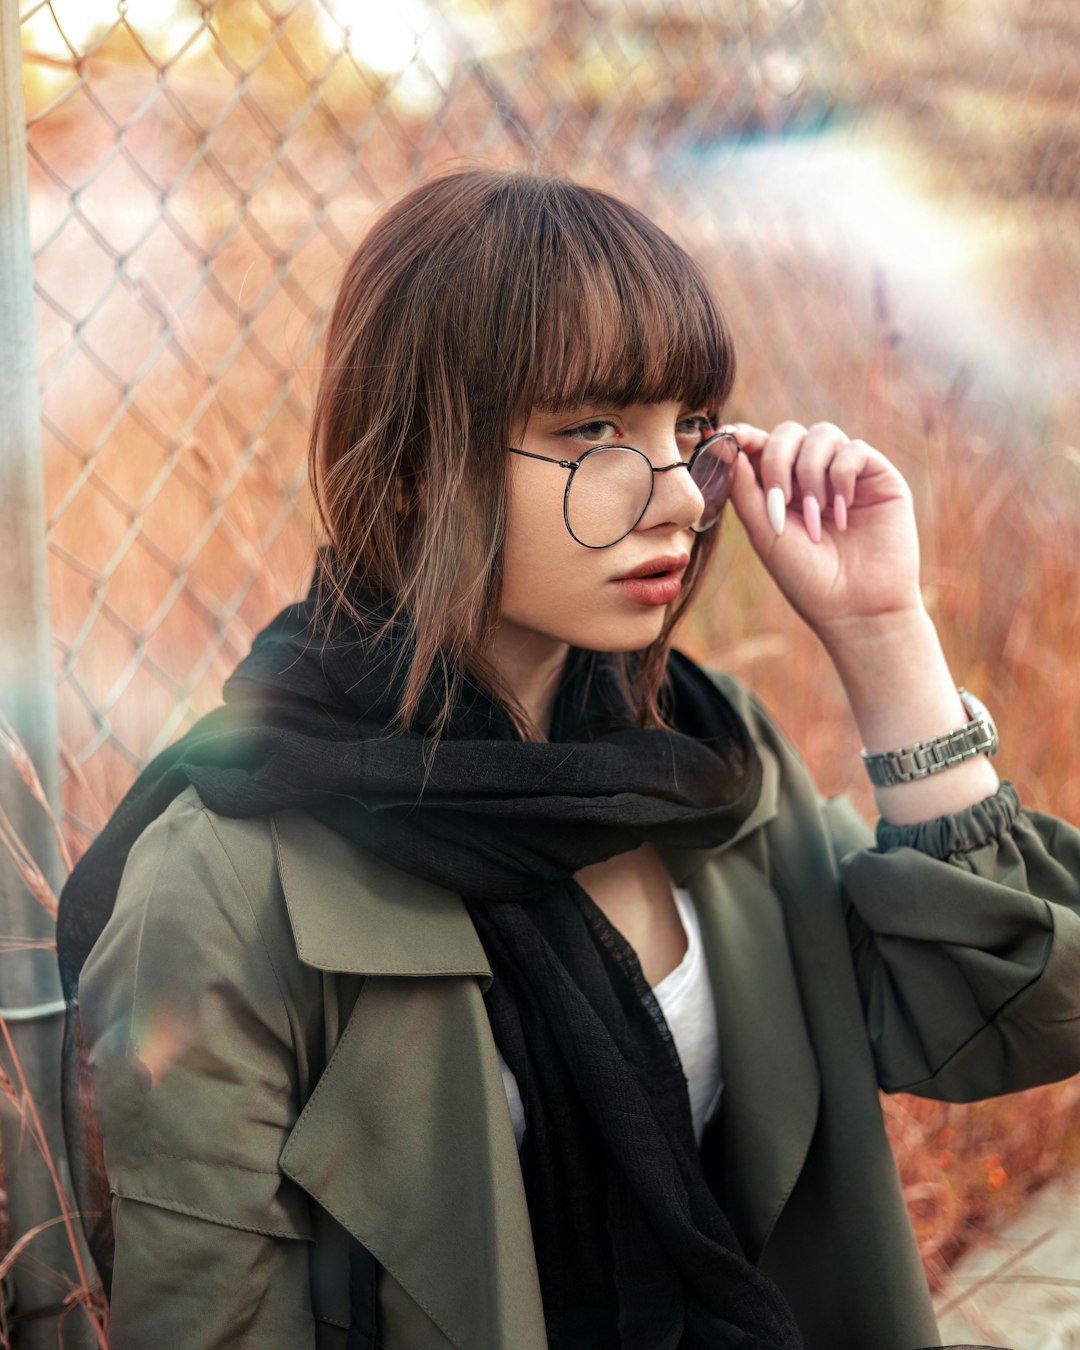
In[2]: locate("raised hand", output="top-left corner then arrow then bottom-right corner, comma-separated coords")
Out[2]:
723,419 -> 924,645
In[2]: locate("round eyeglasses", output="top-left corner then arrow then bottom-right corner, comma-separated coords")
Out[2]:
506,430 -> 741,549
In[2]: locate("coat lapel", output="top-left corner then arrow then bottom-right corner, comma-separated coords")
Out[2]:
271,809 -> 547,1350
688,847 -> 822,1263
670,738 -> 823,1262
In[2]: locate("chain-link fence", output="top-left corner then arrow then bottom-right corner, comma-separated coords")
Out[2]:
4,0 -> 1080,1343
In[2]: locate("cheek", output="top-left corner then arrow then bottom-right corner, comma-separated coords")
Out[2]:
499,466 -> 675,648
501,477 -> 589,611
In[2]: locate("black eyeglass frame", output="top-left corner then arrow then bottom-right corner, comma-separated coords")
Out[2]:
505,430 -> 741,549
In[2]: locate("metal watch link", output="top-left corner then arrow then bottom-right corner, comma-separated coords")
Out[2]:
860,687 -> 999,787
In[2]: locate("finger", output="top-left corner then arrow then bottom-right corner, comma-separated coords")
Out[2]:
722,421 -> 807,538
716,422 -> 767,461
794,423 -> 849,544
793,422 -> 848,506
826,439 -> 873,518
757,422 -> 807,508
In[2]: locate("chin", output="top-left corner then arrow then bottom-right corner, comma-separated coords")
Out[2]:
569,610 -> 669,653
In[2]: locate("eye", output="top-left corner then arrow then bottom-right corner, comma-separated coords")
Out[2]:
675,413 -> 714,460
560,420 -> 621,441
677,413 -> 713,440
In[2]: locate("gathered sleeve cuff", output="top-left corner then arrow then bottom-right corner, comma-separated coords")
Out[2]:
874,781 -> 1023,859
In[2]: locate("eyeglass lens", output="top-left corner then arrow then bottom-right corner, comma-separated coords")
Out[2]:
565,434 -> 738,548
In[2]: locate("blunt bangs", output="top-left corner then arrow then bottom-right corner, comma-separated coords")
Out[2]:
503,179 -> 736,421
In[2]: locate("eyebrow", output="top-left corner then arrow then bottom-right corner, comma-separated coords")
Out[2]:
537,400 -> 705,419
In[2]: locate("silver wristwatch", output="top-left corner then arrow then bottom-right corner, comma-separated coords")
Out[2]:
860,687 -> 999,787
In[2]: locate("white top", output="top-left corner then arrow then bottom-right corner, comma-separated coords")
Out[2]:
496,881 -> 723,1150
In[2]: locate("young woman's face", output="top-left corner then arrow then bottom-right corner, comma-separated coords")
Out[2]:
500,399 -> 712,654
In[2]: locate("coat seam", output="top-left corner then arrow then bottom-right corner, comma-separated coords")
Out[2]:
112,1187 -> 312,1240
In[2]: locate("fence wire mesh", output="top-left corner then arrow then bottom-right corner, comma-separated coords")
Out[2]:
8,0 -> 1080,1333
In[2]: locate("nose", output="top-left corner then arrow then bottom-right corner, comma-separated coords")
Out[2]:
636,443 -> 706,533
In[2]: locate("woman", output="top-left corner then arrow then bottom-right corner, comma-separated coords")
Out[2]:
57,167 -> 1080,1350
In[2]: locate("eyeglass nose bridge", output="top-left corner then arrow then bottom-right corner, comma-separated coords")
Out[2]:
647,456 -> 705,519
632,463 -> 699,546
637,432 -> 739,526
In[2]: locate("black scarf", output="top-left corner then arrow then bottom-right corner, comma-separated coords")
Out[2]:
57,545 -> 806,1350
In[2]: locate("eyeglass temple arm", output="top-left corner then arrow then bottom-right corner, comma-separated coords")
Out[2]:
507,436 -> 739,471
506,446 -> 579,469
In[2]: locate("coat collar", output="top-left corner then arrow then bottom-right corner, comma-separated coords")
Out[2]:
657,736 -> 782,886
272,808 -> 494,987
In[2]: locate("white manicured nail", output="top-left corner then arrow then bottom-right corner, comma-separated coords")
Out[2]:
766,486 -> 786,536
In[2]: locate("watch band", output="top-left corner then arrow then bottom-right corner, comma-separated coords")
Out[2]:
860,687 -> 999,787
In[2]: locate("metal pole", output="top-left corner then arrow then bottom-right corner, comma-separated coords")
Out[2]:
0,3 -> 97,1345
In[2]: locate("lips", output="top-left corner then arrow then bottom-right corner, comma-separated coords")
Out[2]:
613,553 -> 690,582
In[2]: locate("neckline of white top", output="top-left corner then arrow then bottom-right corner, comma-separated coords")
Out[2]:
649,882 -> 699,1002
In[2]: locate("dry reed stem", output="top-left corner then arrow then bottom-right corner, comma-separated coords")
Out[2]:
57,743 -> 108,841
0,711 -> 74,874
0,937 -> 57,954
0,802 -> 59,920
0,1018 -> 108,1348
0,1215 -> 70,1284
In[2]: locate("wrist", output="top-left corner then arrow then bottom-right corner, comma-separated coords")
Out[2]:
820,607 -> 945,722
818,608 -> 1002,825
817,605 -> 934,666
861,687 -> 998,786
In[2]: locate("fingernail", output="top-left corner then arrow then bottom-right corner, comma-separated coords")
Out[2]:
766,486 -> 786,536
803,493 -> 821,544
834,494 -> 847,532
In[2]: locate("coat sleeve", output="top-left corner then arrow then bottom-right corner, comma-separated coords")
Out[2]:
711,668 -> 1080,1103
78,789 -> 317,1349
836,778 -> 1080,1100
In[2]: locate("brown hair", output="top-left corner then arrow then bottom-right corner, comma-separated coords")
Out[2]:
307,166 -> 737,743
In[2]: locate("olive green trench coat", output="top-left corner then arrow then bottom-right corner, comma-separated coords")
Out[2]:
79,670 -> 1080,1350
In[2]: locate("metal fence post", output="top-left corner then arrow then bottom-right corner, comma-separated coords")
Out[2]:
0,2 -> 96,1344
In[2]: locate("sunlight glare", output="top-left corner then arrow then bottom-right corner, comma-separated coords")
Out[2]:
22,0 -> 195,60
318,0 -> 453,113
320,0 -> 429,72
710,123 -> 1052,394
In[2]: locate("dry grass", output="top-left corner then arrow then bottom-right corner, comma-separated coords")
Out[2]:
0,726 -> 108,1347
